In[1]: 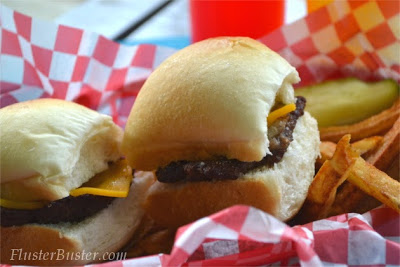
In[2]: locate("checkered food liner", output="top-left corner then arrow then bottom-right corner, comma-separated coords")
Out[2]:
120,205 -> 400,266
1,0 -> 399,266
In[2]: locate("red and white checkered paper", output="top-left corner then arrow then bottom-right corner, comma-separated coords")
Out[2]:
118,205 -> 400,266
1,0 -> 399,266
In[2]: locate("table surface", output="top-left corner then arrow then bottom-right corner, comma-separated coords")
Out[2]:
2,0 -> 307,49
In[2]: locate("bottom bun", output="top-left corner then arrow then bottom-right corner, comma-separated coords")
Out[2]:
1,172 -> 154,266
144,112 -> 320,228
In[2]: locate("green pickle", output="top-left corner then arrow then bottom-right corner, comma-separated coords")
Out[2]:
295,78 -> 399,128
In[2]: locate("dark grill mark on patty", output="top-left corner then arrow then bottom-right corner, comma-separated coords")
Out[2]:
156,96 -> 306,183
1,194 -> 115,227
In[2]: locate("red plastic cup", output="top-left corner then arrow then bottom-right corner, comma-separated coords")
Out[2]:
190,0 -> 285,43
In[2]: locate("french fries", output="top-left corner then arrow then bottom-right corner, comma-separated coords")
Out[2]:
317,141 -> 336,169
296,130 -> 400,224
328,180 -> 380,217
317,136 -> 383,170
328,118 -> 399,216
298,160 -> 346,222
319,98 -> 400,142
353,136 -> 384,156
386,154 -> 400,181
293,78 -> 399,224
296,135 -> 354,223
367,117 -> 400,172
330,135 -> 359,174
344,157 -> 400,213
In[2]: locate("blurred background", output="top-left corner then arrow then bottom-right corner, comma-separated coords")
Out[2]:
2,0 -> 312,49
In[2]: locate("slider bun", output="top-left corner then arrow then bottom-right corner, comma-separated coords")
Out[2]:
143,112 -> 320,228
123,37 -> 300,171
0,172 -> 154,266
0,99 -> 123,201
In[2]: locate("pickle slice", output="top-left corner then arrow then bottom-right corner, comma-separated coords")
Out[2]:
295,78 -> 399,127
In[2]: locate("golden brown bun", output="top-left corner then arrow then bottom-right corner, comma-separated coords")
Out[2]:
122,37 -> 300,171
144,113 -> 320,228
0,99 -> 123,201
1,172 -> 154,266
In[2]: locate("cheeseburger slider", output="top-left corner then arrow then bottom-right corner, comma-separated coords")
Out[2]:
0,99 -> 153,265
122,37 -> 320,228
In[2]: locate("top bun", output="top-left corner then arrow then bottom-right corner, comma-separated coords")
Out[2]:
123,37 -> 300,170
0,99 -> 123,201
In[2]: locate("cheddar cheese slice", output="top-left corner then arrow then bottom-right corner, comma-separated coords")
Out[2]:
267,103 -> 296,126
70,159 -> 132,198
0,198 -> 46,210
1,159 -> 132,210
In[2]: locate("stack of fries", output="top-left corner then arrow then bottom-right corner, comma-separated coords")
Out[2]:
293,99 -> 400,224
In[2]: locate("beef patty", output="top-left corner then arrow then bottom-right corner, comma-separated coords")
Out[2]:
1,194 -> 115,227
156,96 -> 306,183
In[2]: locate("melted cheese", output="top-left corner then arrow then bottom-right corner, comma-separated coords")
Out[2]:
0,198 -> 46,210
1,159 -> 132,210
70,159 -> 132,197
267,103 -> 296,126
